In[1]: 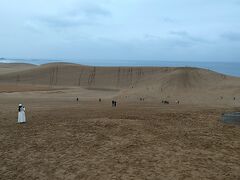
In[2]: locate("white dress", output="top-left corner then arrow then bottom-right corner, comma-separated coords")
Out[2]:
18,107 -> 26,123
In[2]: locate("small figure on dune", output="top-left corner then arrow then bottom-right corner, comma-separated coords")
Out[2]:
162,100 -> 169,104
18,104 -> 26,124
139,97 -> 145,101
76,97 -> 79,102
176,100 -> 180,104
112,100 -> 117,107
99,98 -> 102,102
233,97 -> 236,100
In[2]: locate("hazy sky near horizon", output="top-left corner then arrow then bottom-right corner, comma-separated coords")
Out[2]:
0,0 -> 240,63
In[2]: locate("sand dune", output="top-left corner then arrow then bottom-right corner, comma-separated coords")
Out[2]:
1,63 -> 240,179
0,63 -> 165,87
0,63 -> 235,87
0,63 -> 37,75
0,63 -> 239,106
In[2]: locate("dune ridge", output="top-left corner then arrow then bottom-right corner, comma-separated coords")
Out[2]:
0,63 -> 239,106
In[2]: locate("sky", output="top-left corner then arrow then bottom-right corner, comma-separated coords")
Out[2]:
0,0 -> 240,64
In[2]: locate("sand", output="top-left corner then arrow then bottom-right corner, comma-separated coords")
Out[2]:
0,63 -> 240,179
0,63 -> 37,75
0,63 -> 240,106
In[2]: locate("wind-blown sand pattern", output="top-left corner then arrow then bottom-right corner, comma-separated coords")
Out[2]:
0,63 -> 240,179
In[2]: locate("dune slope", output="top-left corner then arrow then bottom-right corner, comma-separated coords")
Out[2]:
0,63 -> 239,106
0,63 -> 37,75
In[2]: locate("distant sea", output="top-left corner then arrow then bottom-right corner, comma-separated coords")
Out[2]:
0,58 -> 239,77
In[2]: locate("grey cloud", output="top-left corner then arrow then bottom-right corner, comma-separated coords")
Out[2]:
144,34 -> 196,48
78,4 -> 111,17
221,32 -> 240,42
144,34 -> 161,40
28,3 -> 111,29
170,31 -> 206,43
67,2 -> 112,18
38,16 -> 96,28
1,0 -> 240,62
170,31 -> 188,37
162,17 -> 176,23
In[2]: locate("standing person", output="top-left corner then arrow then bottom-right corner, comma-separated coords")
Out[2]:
18,104 -> 26,123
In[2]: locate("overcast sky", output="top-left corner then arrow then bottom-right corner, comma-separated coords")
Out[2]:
0,0 -> 240,64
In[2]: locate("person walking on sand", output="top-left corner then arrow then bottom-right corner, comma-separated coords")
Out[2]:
18,104 -> 26,123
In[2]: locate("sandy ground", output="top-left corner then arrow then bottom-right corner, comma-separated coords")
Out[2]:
0,88 -> 240,180
0,63 -> 36,75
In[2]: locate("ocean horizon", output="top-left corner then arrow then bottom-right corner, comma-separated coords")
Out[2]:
1,58 -> 239,77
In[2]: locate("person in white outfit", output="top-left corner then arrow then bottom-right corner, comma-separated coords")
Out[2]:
18,104 -> 26,123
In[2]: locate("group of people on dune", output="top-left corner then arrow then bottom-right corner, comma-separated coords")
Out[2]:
18,96 -> 181,124
17,96 -> 182,124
